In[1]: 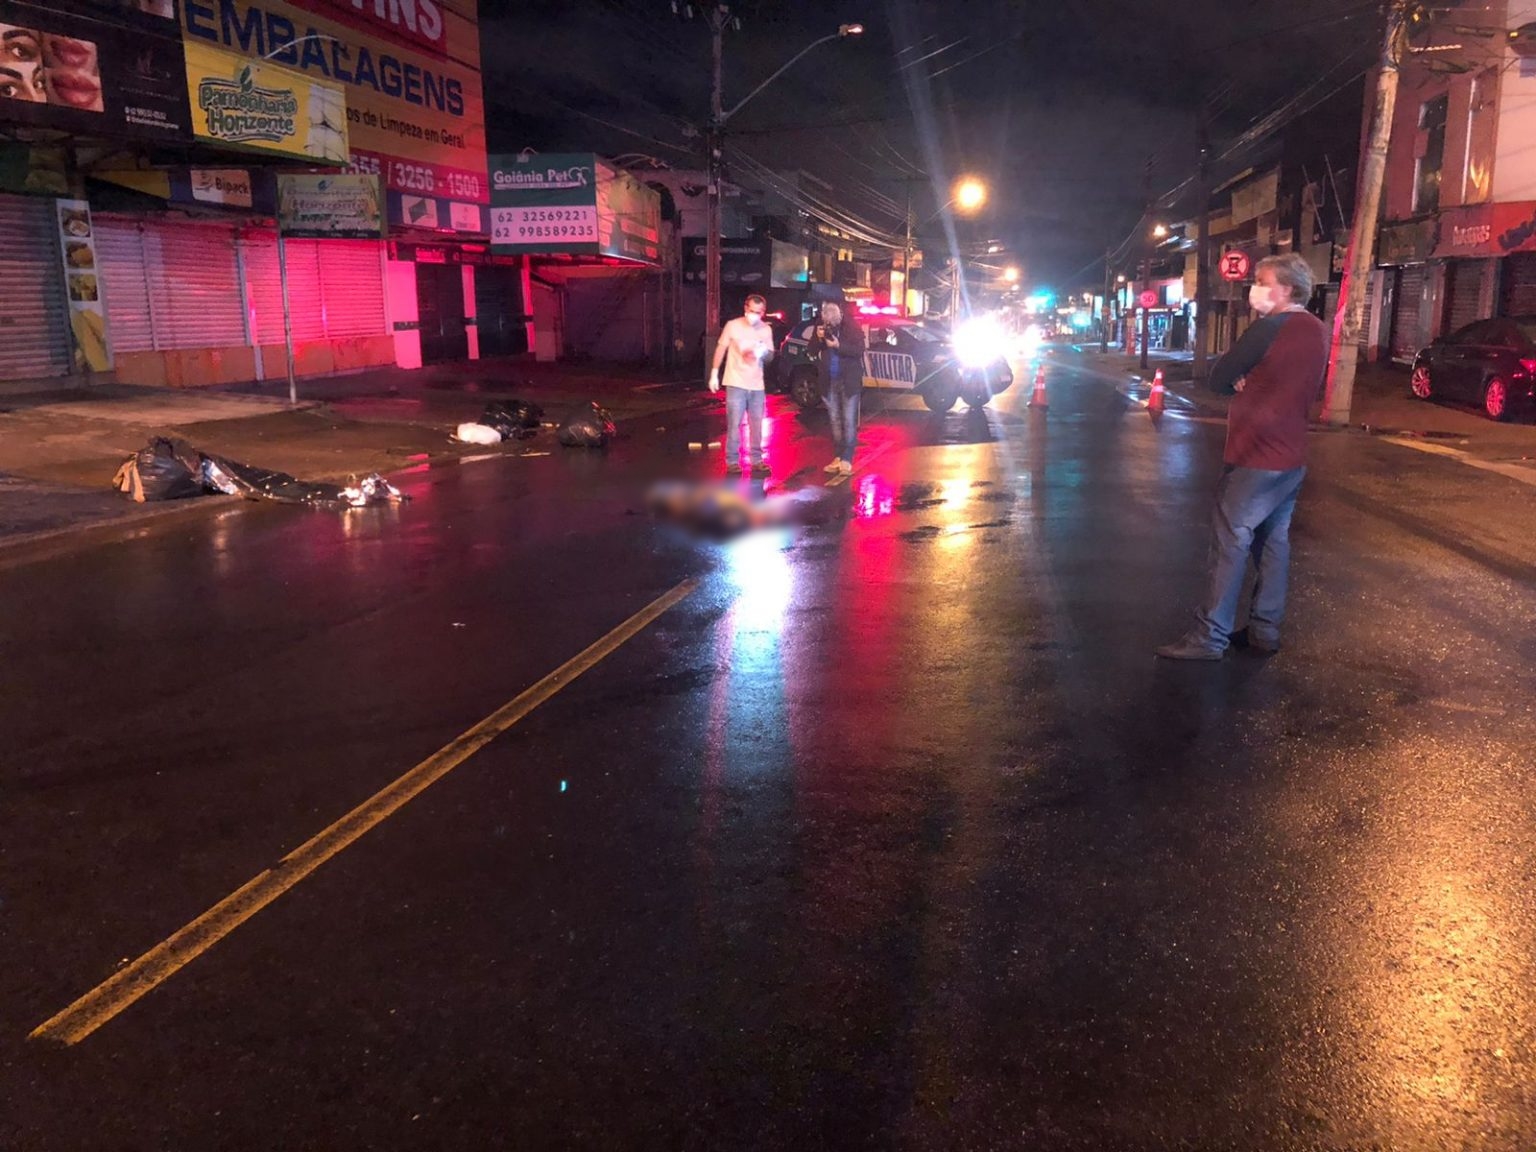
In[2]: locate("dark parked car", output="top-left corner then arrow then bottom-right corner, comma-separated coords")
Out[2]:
1411,316 -> 1536,421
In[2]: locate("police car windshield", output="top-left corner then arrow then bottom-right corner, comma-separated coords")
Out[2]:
902,326 -> 941,343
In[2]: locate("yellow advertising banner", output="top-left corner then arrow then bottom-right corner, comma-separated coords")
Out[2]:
184,42 -> 349,163
181,0 -> 487,202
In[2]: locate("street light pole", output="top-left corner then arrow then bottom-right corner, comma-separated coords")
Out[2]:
1192,114 -> 1212,384
1100,246 -> 1112,355
703,13 -> 863,353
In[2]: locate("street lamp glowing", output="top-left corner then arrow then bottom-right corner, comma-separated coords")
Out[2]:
1003,266 -> 1020,283
1152,223 -> 1169,238
954,178 -> 987,213
839,23 -> 864,36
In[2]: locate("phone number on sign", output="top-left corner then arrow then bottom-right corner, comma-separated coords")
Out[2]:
349,155 -> 485,202
491,207 -> 597,243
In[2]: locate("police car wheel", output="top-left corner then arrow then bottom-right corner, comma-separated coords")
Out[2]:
789,368 -> 822,410
921,386 -> 958,413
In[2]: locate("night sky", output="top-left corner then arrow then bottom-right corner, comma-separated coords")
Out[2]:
478,0 -> 1379,287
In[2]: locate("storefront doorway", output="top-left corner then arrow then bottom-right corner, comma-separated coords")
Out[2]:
416,263 -> 468,364
473,265 -> 527,357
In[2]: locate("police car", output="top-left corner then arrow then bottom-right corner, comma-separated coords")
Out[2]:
774,316 -> 1014,412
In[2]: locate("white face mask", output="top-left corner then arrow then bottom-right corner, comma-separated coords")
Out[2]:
1248,283 -> 1277,316
746,312 -> 765,327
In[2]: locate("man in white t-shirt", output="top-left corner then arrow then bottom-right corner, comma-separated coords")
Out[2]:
708,294 -> 774,478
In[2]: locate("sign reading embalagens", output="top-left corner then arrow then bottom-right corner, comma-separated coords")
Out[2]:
197,67 -> 299,145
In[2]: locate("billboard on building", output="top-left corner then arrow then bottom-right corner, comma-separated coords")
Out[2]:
0,0 -> 192,142
180,0 -> 487,204
489,152 -> 661,265
682,237 -> 809,287
184,41 -> 347,161
277,172 -> 382,236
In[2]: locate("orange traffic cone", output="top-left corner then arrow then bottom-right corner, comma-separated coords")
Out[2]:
1028,363 -> 1048,408
1147,368 -> 1166,416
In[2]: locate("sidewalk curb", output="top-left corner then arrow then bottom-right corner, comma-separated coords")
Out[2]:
0,393 -> 719,563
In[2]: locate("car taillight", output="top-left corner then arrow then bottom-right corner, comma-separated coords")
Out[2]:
1521,358 -> 1536,375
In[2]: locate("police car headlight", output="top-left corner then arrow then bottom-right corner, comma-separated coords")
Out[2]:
954,317 -> 1008,369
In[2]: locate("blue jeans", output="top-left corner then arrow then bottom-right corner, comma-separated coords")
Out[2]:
725,386 -> 765,466
1194,465 -> 1307,648
825,385 -> 862,462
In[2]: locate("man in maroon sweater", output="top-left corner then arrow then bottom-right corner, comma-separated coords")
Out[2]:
1157,253 -> 1329,660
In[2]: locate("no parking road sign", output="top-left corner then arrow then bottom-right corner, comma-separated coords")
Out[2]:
1219,250 -> 1252,282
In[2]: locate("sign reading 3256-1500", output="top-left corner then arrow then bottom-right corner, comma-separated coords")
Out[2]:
490,205 -> 597,243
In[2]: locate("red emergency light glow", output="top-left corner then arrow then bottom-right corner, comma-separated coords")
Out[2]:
857,304 -> 902,315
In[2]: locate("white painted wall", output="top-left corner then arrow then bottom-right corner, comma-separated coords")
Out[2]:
1495,1 -> 1536,200
462,264 -> 479,361
387,259 -> 421,370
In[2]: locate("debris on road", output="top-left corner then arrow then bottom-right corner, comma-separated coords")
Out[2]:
202,454 -> 406,507
453,399 -> 545,445
113,438 -> 407,508
558,403 -> 617,449
478,399 -> 544,440
111,437 -> 204,503
454,423 -> 503,445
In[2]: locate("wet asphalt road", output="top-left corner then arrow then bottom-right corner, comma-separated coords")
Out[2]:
4,355 -> 1536,1150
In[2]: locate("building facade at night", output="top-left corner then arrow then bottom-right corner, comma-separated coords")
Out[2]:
1373,0 -> 1536,363
0,0 -> 498,388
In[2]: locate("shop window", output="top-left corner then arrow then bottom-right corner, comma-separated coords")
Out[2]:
1414,94 -> 1449,215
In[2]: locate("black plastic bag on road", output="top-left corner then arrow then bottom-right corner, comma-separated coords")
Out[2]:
202,455 -> 406,507
113,437 -> 204,502
479,399 -> 544,440
557,402 -> 617,449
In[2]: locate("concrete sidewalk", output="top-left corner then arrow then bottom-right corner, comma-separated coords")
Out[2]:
1061,344 -> 1536,464
0,358 -> 704,550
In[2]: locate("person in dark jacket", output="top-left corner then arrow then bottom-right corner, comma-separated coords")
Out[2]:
1157,252 -> 1329,660
808,302 -> 867,475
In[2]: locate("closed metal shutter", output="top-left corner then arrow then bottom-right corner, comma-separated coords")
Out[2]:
237,231 -> 284,347
0,194 -> 72,380
243,235 -> 381,342
1500,253 -> 1536,317
240,232 -> 323,344
97,217 -> 246,350
316,240 -> 386,338
96,219 -> 154,353
1443,259 -> 1488,334
1390,264 -> 1426,363
143,221 -> 245,348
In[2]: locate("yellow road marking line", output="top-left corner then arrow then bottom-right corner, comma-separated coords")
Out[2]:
31,578 -> 700,1047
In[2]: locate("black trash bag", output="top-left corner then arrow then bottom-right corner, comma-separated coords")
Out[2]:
200,453 -> 354,507
113,436 -> 204,502
479,398 -> 544,439
557,403 -> 617,449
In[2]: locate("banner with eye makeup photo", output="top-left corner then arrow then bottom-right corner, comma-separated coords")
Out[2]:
0,0 -> 191,142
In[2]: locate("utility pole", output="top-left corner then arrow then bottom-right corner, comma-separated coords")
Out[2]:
1140,154 -> 1153,371
1100,246 -> 1112,354
1323,1 -> 1409,425
902,184 -> 913,317
1191,114 -> 1213,384
705,4 -> 727,350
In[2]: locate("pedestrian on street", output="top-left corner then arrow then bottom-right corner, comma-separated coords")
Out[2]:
810,302 -> 867,475
1157,253 -> 1329,660
709,294 -> 774,478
